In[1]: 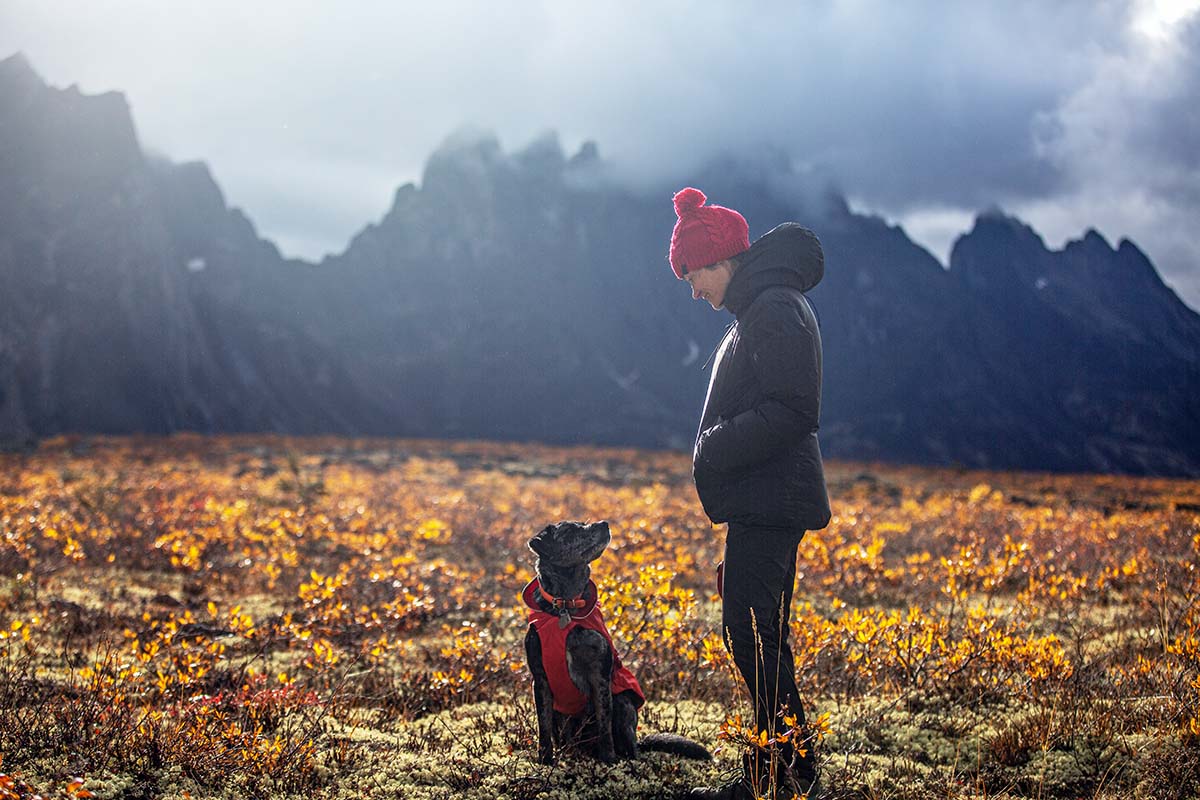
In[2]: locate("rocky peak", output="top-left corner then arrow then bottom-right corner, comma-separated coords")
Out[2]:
150,159 -> 242,261
2,62 -> 1198,475
421,128 -> 505,188
0,54 -> 142,210
956,208 -> 1048,253
569,140 -> 600,166
0,52 -> 43,100
949,209 -> 1050,296
1114,238 -> 1167,287
1080,228 -> 1111,250
514,131 -> 566,172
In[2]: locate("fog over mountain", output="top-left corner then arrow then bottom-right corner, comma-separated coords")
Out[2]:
2,1 -> 1197,308
2,54 -> 1198,475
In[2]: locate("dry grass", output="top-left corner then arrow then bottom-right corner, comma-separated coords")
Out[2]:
0,434 -> 1197,799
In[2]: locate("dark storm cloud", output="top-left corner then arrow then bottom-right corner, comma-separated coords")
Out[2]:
1,1 -> 1197,305
1132,18 -> 1200,187
1020,8 -> 1200,306
534,1 -> 1127,207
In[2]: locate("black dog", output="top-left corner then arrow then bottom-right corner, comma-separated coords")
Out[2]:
523,520 -> 711,765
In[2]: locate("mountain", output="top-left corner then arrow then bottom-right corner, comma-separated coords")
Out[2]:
0,53 -> 392,443
2,54 -> 1198,475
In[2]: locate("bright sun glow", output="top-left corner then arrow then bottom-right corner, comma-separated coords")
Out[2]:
1132,0 -> 1200,39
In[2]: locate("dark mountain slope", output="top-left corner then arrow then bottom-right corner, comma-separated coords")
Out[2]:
2,54 -> 1197,475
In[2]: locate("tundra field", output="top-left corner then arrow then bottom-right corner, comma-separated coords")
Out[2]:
0,436 -> 1198,800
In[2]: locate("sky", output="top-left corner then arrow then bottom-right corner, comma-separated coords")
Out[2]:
2,0 -> 1198,309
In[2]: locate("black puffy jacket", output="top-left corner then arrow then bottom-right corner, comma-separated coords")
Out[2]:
692,222 -> 832,531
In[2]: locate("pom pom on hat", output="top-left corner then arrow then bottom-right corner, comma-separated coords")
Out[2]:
673,187 -> 707,217
667,187 -> 749,279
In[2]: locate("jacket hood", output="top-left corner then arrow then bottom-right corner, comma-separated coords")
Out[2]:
722,222 -> 824,317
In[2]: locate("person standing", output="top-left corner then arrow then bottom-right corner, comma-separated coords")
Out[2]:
668,187 -> 831,800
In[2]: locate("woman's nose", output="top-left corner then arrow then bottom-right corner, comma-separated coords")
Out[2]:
692,285 -> 701,300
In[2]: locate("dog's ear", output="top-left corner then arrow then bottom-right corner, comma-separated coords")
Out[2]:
527,524 -> 556,559
579,520 -> 611,563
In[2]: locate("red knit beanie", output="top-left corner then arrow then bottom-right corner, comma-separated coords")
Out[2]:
668,187 -> 750,279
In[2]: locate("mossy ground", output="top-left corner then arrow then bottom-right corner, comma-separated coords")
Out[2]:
12,694 -> 1190,799
2,435 -> 1198,799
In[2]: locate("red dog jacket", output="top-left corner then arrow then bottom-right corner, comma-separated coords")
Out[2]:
522,577 -> 645,715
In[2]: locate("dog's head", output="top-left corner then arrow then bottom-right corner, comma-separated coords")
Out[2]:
527,521 -> 611,569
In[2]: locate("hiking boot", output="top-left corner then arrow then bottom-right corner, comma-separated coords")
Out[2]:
783,768 -> 821,800
690,750 -> 822,800
687,770 -> 821,800
776,754 -> 821,800
689,747 -> 823,800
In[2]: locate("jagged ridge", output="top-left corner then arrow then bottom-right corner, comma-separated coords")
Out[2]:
2,53 -> 1198,475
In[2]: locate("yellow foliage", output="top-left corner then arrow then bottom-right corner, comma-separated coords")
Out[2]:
1,435 -> 1198,792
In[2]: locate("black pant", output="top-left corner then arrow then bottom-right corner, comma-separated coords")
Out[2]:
721,522 -> 814,778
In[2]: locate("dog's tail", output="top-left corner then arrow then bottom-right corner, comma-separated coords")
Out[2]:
638,732 -> 712,760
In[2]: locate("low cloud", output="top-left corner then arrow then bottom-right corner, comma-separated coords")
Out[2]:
1,0 -> 1196,305
1013,9 -> 1200,304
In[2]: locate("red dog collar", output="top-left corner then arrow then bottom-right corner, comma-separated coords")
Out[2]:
539,584 -> 588,610
521,577 -> 598,619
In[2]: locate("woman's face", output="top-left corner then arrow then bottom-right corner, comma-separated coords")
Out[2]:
684,260 -> 735,310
